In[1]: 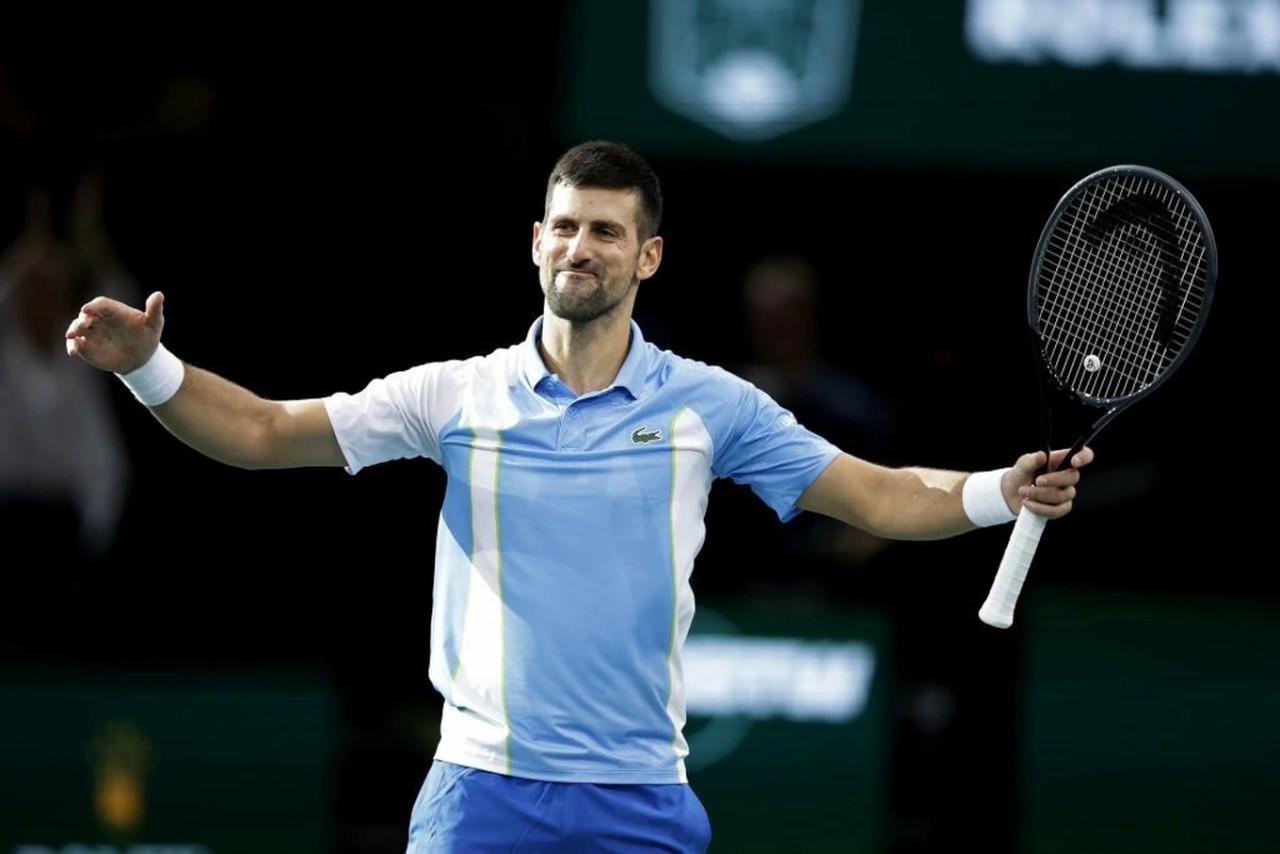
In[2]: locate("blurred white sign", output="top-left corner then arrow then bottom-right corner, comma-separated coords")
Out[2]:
967,0 -> 1280,71
649,0 -> 864,141
685,634 -> 876,722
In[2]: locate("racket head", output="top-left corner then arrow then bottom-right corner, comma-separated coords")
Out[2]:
1027,164 -> 1217,412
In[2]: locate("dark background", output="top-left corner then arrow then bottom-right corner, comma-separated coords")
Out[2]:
0,4 -> 1269,853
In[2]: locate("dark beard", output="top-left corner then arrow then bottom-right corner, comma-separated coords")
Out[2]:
545,272 -> 631,325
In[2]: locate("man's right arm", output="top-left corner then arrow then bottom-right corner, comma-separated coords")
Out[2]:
66,290 -> 346,471
149,364 -> 346,470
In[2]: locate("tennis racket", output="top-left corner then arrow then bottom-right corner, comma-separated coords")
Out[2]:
978,164 -> 1217,629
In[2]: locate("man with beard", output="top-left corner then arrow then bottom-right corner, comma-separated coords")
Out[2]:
64,140 -> 1092,853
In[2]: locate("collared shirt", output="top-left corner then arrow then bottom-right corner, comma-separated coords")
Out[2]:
323,317 -> 841,783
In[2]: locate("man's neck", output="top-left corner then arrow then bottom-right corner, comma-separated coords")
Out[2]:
538,310 -> 632,396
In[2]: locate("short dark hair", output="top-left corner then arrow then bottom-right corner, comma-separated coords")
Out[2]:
545,140 -> 663,240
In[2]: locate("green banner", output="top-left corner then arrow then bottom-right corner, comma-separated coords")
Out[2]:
684,600 -> 891,853
1023,591 -> 1280,853
0,668 -> 338,853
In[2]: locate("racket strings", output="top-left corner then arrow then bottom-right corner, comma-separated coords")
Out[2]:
1051,200 -> 1166,388
1035,173 -> 1210,402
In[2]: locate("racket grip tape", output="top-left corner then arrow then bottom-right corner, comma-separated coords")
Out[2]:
978,506 -> 1048,629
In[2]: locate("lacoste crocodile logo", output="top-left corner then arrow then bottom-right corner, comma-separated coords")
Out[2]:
631,426 -> 663,445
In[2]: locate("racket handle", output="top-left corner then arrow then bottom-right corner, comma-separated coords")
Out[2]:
978,505 -> 1048,629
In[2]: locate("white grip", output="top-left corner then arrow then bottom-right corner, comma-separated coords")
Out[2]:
978,505 -> 1048,629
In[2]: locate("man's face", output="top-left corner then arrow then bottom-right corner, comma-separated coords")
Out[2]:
532,184 -> 661,324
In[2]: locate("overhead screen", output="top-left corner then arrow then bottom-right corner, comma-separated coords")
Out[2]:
557,0 -> 1280,176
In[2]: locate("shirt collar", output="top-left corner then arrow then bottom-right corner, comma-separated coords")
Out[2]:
518,315 -> 647,399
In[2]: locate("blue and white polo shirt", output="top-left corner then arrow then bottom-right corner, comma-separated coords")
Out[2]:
322,317 -> 841,784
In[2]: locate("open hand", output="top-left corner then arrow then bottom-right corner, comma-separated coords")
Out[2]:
65,290 -> 166,374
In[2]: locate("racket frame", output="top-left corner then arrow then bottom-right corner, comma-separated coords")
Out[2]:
979,164 -> 1218,629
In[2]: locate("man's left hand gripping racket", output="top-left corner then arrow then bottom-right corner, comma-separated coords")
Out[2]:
979,164 -> 1218,629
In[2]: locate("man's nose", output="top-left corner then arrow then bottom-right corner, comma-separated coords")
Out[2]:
565,231 -> 592,262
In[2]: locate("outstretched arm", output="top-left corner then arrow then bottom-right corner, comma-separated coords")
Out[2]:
796,447 -> 1092,540
65,291 -> 345,470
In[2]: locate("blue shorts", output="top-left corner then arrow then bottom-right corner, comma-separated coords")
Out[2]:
406,760 -> 712,853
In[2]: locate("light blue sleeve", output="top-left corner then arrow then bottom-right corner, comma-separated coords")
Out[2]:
706,370 -> 842,523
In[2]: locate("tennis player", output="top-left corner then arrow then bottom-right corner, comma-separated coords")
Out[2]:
64,140 -> 1092,853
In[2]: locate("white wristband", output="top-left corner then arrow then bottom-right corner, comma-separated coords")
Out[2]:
962,467 -> 1017,527
116,343 -> 185,407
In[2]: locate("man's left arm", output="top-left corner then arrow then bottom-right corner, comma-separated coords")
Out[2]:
796,447 -> 1091,541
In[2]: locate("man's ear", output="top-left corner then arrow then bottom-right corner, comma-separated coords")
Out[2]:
531,221 -> 543,265
637,235 -> 663,281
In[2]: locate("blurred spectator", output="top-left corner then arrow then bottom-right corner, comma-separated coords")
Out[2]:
0,164 -> 137,659
699,252 -> 899,601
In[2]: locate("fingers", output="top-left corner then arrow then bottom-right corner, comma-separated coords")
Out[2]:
65,292 -> 158,339
65,309 -> 94,342
64,292 -> 157,362
76,295 -> 121,319
1013,450 -> 1046,477
144,291 -> 166,332
1068,445 -> 1094,468
1011,445 -> 1094,519
1029,459 -> 1083,489
1020,492 -> 1076,519
1046,445 -> 1094,470
1021,458 -> 1084,517
65,297 -> 115,338
1017,471 -> 1078,519
1016,445 -> 1095,476
64,307 -> 98,356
